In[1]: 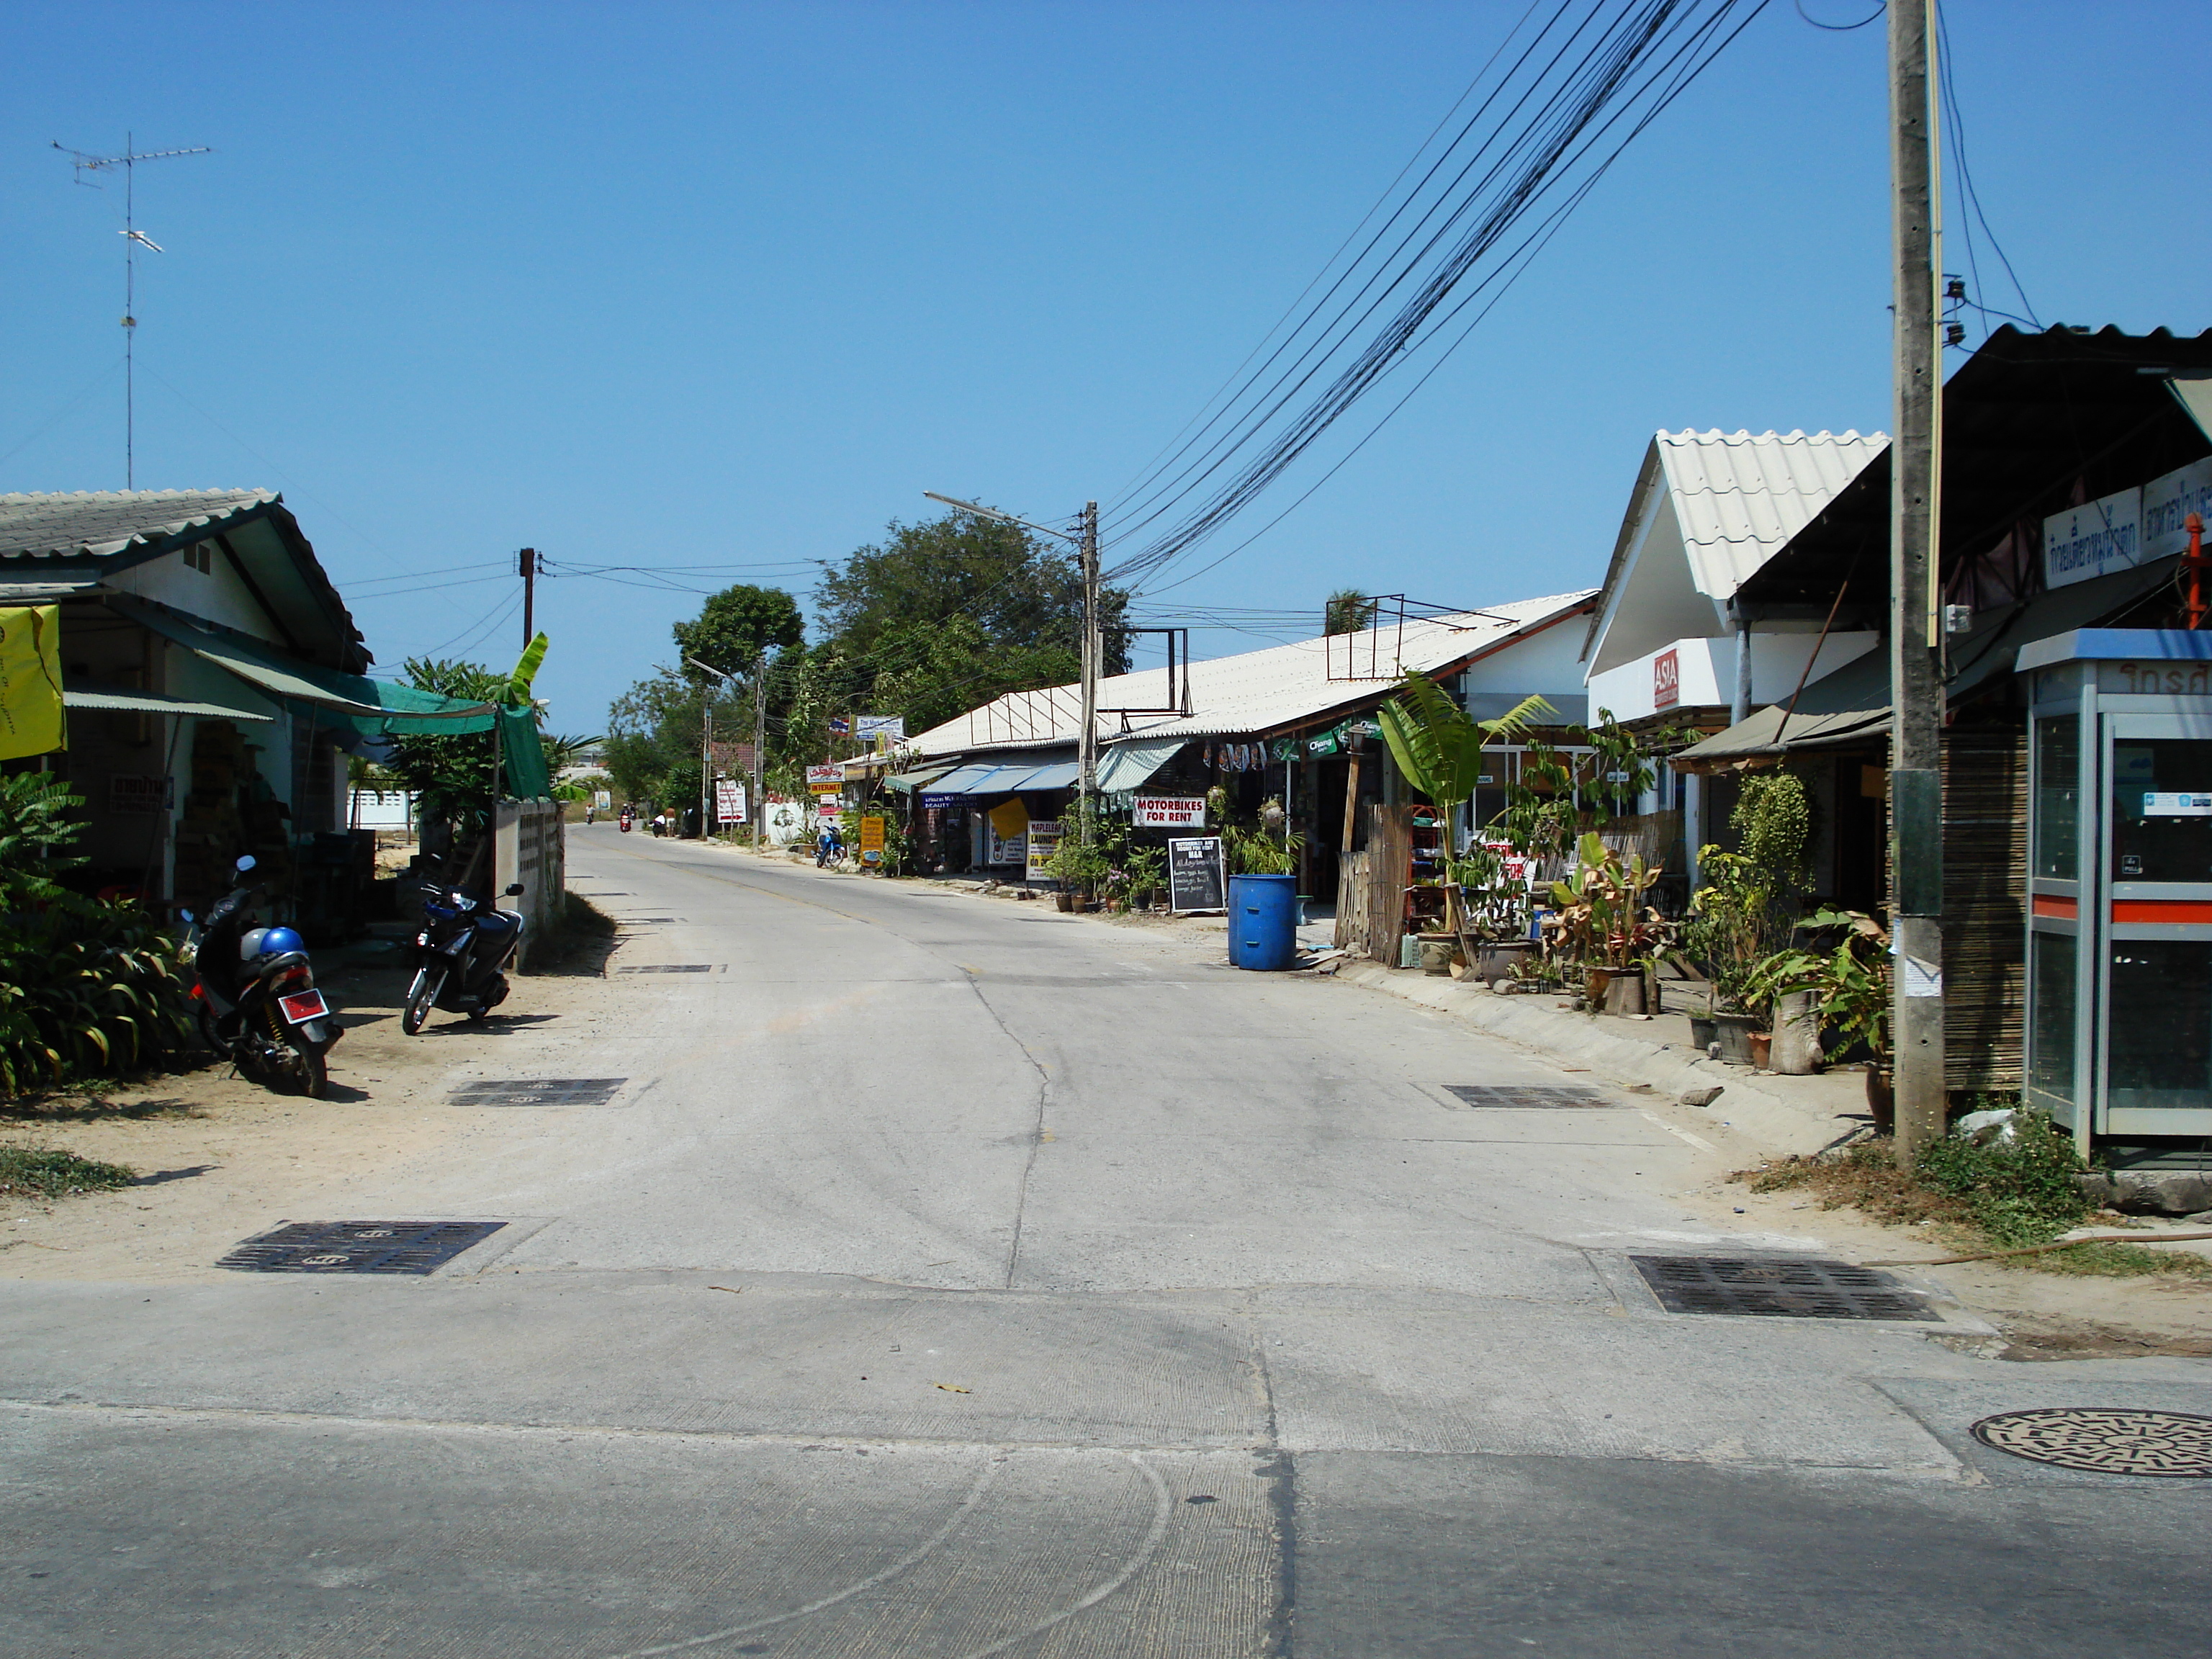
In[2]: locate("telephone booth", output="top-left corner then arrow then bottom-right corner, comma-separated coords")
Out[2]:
2022,629 -> 2212,1151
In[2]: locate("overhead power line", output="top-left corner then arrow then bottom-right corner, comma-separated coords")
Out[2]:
1102,0 -> 1771,591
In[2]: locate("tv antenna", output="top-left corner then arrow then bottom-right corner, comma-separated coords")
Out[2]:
53,133 -> 213,489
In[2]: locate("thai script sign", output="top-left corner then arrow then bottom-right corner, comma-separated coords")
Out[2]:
2044,486 -> 2141,590
806,763 -> 845,793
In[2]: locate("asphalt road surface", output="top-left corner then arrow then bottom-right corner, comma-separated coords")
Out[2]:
6,829 -> 2208,1657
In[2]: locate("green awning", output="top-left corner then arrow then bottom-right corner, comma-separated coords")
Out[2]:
130,606 -> 498,734
884,763 -> 956,794
64,684 -> 274,721
128,604 -> 554,799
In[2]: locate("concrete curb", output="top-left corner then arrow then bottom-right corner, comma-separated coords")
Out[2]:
1335,962 -> 1868,1157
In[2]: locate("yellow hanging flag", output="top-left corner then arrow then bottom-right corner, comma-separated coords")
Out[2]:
0,606 -> 64,761
987,797 -> 1028,839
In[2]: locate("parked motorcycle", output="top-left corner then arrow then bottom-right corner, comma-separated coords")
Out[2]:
402,860 -> 528,1035
180,855 -> 340,1098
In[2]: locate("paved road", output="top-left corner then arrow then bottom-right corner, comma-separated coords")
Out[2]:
6,830 -> 2208,1656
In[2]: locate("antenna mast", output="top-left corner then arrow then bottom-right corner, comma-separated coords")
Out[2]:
53,134 -> 213,489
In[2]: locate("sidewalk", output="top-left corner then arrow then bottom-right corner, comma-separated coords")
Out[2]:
1335,962 -> 1874,1159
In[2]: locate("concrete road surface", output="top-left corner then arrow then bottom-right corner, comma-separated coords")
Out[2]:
5,829 -> 2208,1657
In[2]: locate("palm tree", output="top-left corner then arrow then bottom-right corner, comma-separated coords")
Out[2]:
1324,589 -> 1379,635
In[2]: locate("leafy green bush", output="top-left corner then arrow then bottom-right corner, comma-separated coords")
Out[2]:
1916,1110 -> 2092,1246
0,1145 -> 135,1197
0,775 -> 197,1095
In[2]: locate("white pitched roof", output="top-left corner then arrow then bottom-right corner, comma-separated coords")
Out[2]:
907,590 -> 1596,756
1583,429 -> 1886,675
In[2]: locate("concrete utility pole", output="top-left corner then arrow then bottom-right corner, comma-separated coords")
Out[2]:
519,548 -> 537,647
1079,501 -> 1101,841
1889,0 -> 1946,1164
752,647 -> 768,854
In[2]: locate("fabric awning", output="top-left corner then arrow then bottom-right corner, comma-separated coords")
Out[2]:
925,762 -> 1017,795
1000,759 -> 1079,791
125,603 -> 553,799
130,606 -> 498,733
65,683 -> 275,721
1094,737 -> 1181,793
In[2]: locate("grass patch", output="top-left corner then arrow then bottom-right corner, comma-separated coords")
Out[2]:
1738,1112 -> 2212,1280
0,1145 -> 136,1198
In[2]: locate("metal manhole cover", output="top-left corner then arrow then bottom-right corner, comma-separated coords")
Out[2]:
448,1078 -> 626,1107
219,1220 -> 504,1274
1443,1084 -> 1616,1108
616,917 -> 678,925
1970,1408 -> 2212,1476
615,963 -> 719,974
1629,1254 -> 1938,1321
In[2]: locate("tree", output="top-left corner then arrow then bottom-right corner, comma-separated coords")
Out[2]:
671,585 -> 804,679
1325,589 -> 1379,635
815,511 -> 1130,673
382,658 -> 511,847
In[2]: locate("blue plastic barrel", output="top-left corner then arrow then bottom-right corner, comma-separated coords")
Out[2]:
1228,873 -> 1300,971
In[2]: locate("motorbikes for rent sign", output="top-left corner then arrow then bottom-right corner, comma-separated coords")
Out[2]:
1133,794 -> 1207,829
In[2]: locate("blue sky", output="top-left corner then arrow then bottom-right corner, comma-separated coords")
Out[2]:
6,1 -> 2207,735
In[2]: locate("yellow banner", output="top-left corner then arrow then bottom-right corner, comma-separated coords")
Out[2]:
0,606 -> 64,761
987,797 -> 1028,838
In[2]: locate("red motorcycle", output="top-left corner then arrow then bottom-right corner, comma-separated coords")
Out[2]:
619,809 -> 634,833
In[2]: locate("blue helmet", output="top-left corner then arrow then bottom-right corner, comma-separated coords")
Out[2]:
255,926 -> 305,957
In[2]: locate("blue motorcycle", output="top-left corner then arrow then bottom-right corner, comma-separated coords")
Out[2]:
402,858 -> 528,1035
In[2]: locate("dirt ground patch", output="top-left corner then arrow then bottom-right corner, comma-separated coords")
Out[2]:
0,931 -> 624,1285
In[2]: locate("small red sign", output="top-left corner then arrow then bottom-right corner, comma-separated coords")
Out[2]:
1653,648 -> 1680,710
279,990 -> 329,1025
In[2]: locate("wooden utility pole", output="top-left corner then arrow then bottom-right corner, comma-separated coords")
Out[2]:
519,548 -> 537,647
1078,500 -> 1101,844
1889,0 -> 1946,1163
752,647 -> 768,853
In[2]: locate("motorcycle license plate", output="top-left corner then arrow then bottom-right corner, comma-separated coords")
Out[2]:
279,990 -> 329,1025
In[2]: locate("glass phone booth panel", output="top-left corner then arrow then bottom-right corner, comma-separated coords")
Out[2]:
2023,631 -> 2212,1145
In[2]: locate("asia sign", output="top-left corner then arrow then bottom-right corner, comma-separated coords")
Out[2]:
1132,794 -> 1207,829
1653,647 -> 1680,710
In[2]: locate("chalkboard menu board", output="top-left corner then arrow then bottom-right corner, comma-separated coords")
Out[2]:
1168,837 -> 1226,913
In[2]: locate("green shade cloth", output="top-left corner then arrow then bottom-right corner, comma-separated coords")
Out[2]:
1094,737 -> 1182,793
128,604 -> 554,799
498,703 -> 552,799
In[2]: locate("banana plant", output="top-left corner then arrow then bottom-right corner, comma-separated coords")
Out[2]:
1376,673 -> 1553,818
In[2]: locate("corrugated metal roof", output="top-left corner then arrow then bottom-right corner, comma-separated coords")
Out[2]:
0,490 -> 277,561
1656,429 -> 1887,601
1583,428 -> 1886,674
907,590 -> 1596,756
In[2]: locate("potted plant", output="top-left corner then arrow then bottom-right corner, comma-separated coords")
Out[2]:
1745,910 -> 1893,1123
1545,832 -> 1671,1014
1043,835 -> 1111,909
1123,845 -> 1166,911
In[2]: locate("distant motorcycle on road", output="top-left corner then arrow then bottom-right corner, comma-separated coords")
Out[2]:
402,858 -> 528,1035
180,855 -> 341,1097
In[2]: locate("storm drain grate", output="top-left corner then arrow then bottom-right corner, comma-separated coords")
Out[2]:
1971,1408 -> 2212,1476
616,963 -> 719,974
1629,1254 -> 1938,1321
219,1220 -> 504,1274
616,917 -> 678,925
1442,1084 -> 1617,1109
448,1078 -> 627,1107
